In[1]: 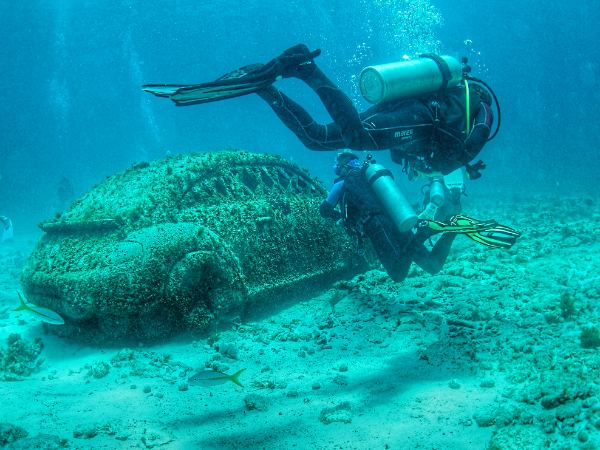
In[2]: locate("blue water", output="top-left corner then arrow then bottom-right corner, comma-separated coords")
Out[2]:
1,0 -> 599,228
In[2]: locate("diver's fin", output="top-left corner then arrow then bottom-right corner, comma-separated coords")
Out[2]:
452,215 -> 521,249
214,63 -> 266,82
142,63 -> 275,106
420,214 -> 521,249
141,85 -> 189,98
421,214 -> 495,234
142,45 -> 321,106
462,224 -> 522,249
142,63 -> 275,105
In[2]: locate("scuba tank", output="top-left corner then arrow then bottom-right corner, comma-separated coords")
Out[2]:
418,169 -> 465,221
363,159 -> 417,232
418,177 -> 445,221
360,54 -> 463,104
429,177 -> 445,207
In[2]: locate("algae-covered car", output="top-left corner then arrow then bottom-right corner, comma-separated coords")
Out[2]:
21,152 -> 366,342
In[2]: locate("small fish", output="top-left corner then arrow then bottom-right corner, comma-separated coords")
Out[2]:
14,291 -> 65,325
0,215 -> 13,242
188,368 -> 246,388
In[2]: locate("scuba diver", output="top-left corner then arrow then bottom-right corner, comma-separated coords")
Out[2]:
320,151 -> 520,282
143,44 -> 499,181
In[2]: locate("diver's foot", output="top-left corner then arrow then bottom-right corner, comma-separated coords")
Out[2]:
214,44 -> 321,88
271,44 -> 321,79
281,44 -> 313,62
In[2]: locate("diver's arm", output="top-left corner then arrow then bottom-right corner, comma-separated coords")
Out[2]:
319,180 -> 344,220
319,201 -> 342,220
463,102 -> 493,162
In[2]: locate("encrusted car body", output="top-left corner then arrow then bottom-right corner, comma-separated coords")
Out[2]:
21,152 -> 366,342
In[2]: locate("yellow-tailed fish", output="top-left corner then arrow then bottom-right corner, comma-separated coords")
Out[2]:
188,368 -> 245,388
14,291 -> 65,325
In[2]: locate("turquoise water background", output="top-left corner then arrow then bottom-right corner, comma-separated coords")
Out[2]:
1,1 -> 598,228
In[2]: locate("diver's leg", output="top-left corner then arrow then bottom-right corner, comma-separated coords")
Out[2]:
411,233 -> 457,275
256,86 -> 346,150
274,45 -> 375,148
296,66 -> 375,148
364,215 -> 412,282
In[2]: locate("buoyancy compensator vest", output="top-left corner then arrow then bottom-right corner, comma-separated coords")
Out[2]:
360,54 -> 500,179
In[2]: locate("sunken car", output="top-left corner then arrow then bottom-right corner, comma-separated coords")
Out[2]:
21,151 -> 366,342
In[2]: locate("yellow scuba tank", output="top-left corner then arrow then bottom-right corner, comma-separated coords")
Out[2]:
360,54 -> 463,104
364,161 -> 417,232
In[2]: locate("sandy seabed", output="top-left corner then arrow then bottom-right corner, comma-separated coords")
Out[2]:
1,195 -> 599,450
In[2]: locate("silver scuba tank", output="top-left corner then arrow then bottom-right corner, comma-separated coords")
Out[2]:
364,163 -> 417,232
429,177 -> 445,207
418,177 -> 445,221
360,55 -> 463,104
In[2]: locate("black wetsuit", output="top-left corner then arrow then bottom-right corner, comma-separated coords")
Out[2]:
258,60 -> 493,177
319,167 -> 456,282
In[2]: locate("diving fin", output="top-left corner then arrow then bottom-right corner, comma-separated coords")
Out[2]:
421,214 -> 496,234
461,222 -> 521,249
141,85 -> 188,98
142,63 -> 274,106
142,46 -> 321,106
420,214 -> 521,249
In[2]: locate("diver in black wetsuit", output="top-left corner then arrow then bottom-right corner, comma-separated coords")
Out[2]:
254,45 -> 495,180
143,44 -> 496,180
320,151 -> 458,282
